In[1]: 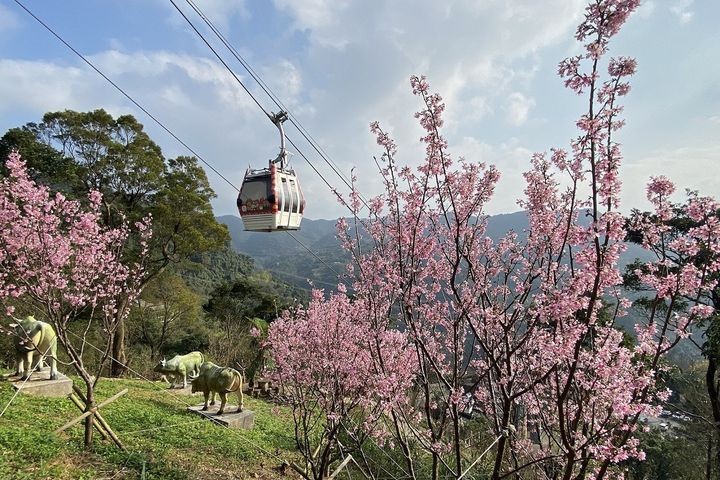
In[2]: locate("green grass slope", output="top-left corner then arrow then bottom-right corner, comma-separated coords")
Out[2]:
0,377 -> 300,479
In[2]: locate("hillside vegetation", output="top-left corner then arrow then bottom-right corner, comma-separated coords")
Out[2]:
0,376 -> 299,479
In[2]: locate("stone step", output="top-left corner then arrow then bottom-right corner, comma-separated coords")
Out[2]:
8,370 -> 73,397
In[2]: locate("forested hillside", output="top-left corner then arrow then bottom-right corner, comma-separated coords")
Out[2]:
220,211 -> 655,292
1,0 -> 719,478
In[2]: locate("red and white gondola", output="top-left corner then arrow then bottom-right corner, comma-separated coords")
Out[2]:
237,112 -> 305,232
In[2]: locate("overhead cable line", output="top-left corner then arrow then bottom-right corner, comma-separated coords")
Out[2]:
168,0 -> 373,253
167,0 -> 273,120
12,0 -> 345,284
167,0 -> 369,216
182,0 -> 371,211
286,230 -> 342,278
11,0 -> 240,196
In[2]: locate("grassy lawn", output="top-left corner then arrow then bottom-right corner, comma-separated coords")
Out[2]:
0,375 -> 301,479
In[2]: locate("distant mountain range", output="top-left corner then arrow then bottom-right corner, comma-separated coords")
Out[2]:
218,212 -> 652,291
219,213 -> 699,367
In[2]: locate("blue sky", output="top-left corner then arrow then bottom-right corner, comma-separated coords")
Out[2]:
0,0 -> 718,220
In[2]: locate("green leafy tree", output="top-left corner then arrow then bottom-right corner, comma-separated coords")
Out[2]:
175,245 -> 255,296
624,363 -> 714,480
204,272 -> 304,380
128,271 -> 205,361
1,109 -> 229,375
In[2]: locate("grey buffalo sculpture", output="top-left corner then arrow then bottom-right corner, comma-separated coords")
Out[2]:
11,316 -> 58,381
190,361 -> 244,415
153,351 -> 204,388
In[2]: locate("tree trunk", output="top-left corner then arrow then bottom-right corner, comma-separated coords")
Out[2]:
83,383 -> 94,449
453,404 -> 462,478
707,434 -> 713,480
706,354 -> 720,478
110,319 -> 128,377
391,410 -> 417,478
492,400 -> 512,480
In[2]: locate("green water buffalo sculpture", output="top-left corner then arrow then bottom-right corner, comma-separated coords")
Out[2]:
153,351 -> 204,388
11,316 -> 58,381
190,361 -> 244,415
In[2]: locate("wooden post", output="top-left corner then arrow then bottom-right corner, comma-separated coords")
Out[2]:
55,388 -> 127,434
93,410 -> 124,450
68,393 -> 109,441
288,462 -> 310,479
327,455 -> 353,479
71,385 -> 125,450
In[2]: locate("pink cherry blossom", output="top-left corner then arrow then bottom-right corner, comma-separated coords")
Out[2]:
267,1 -> 719,478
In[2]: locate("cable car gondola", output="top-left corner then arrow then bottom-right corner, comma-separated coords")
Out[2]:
237,111 -> 305,232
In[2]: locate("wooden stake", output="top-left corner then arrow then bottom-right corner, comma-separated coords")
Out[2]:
327,455 -> 353,480
288,462 -> 311,480
55,388 -> 127,434
68,393 -> 109,441
93,410 -> 124,450
70,385 -> 125,450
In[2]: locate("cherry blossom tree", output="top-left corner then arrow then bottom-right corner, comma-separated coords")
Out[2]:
268,1 -> 719,478
626,185 -> 720,473
0,151 -> 150,448
267,287 -> 415,479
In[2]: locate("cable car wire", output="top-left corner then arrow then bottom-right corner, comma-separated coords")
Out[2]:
11,0 -> 347,284
167,0 -> 273,121
169,0 -> 375,234
286,231 -> 342,277
170,0 -> 375,228
10,0 -> 241,196
182,0 -> 372,212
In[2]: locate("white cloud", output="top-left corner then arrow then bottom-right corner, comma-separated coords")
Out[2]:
258,59 -> 306,112
671,0 -> 694,24
159,84 -> 193,108
7,0 -> 713,223
87,50 -> 259,111
464,96 -> 494,122
505,92 -> 536,126
108,38 -> 125,51
0,4 -> 19,32
259,0 -> 587,217
273,0 -> 349,29
272,0 -> 352,48
0,60 -> 89,112
622,144 -> 720,212
199,0 -> 250,24
0,51 -> 311,218
636,1 -> 656,18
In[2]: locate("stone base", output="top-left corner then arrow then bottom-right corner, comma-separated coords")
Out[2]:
8,369 -> 73,397
187,404 -> 254,429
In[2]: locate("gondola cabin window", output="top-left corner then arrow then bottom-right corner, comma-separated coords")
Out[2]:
238,178 -> 273,214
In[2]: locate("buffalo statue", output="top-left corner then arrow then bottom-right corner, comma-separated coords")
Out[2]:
153,351 -> 204,388
190,361 -> 244,415
11,316 -> 58,381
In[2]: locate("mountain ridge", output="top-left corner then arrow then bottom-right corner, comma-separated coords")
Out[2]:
218,211 -> 651,291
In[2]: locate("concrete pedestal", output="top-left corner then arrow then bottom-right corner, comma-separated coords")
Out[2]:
7,368 -> 73,397
187,404 -> 254,429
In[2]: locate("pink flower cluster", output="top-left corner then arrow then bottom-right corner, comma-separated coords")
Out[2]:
267,0 -> 719,477
0,151 -> 150,327
266,289 -> 414,441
